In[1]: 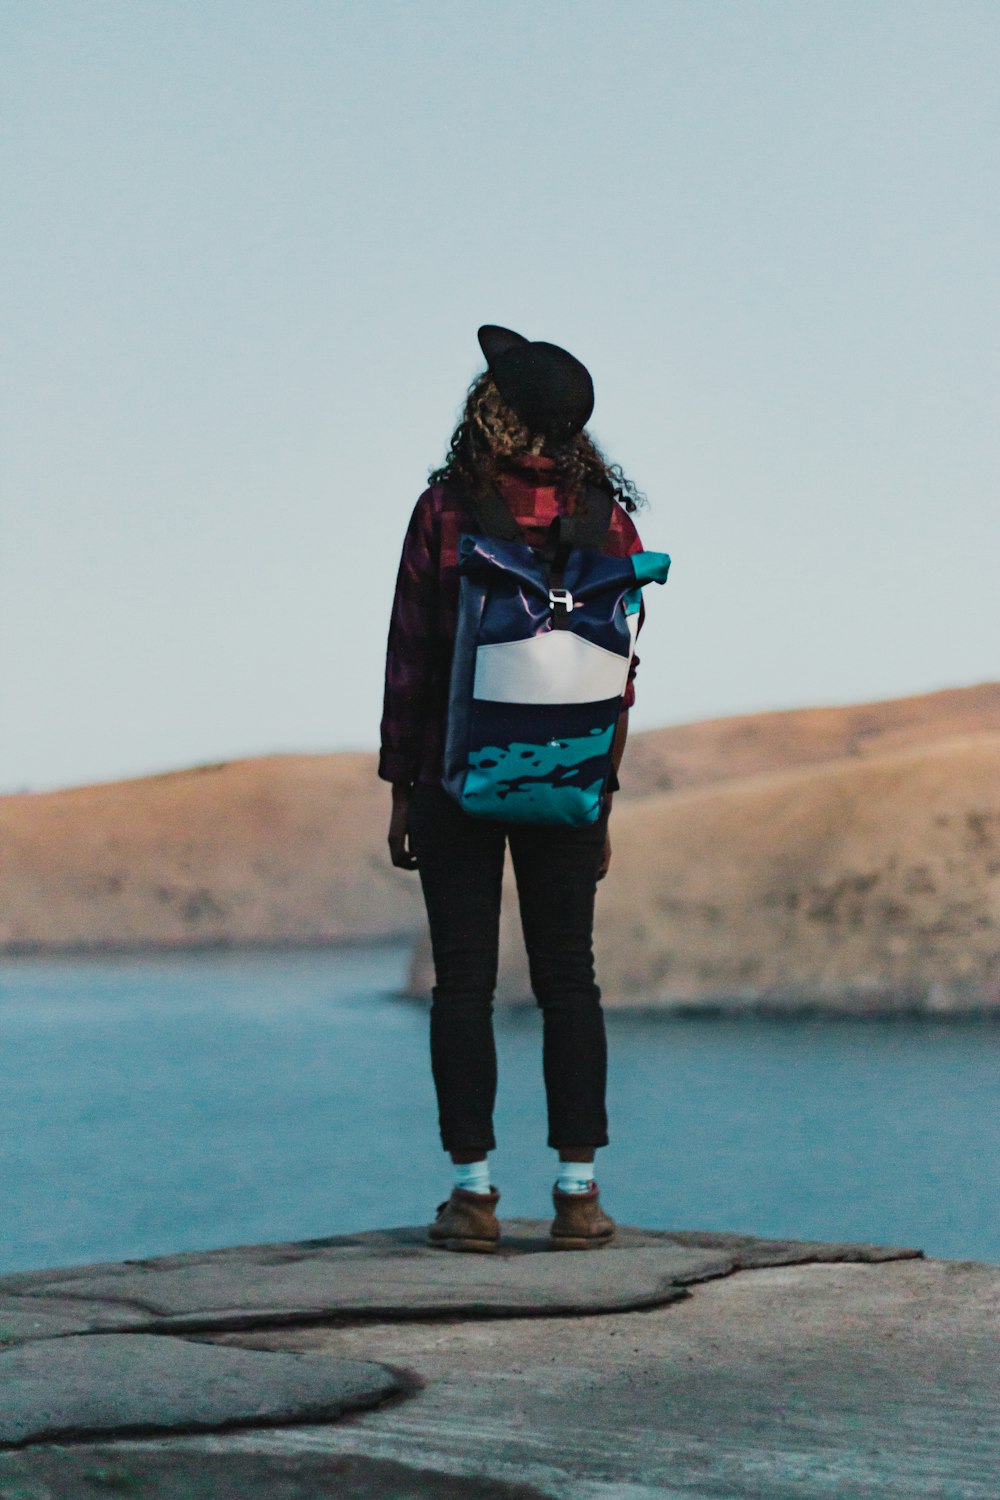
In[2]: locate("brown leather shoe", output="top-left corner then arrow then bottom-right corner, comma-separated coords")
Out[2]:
426,1186 -> 501,1252
550,1183 -> 616,1250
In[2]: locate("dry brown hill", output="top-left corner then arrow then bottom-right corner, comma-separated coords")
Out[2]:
618,680 -> 1000,797
0,753 -> 423,952
3,681 -> 999,1012
408,733 -> 999,1013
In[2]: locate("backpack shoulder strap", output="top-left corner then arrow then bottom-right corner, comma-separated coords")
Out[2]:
452,482 -> 524,543
561,482 -> 614,551
452,478 -> 613,549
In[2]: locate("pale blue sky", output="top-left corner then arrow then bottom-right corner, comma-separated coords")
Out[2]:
3,1 -> 998,792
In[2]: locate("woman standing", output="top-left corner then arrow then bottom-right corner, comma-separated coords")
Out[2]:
379,325 -> 649,1252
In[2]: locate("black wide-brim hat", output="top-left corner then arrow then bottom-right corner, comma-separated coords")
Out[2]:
477,324 -> 594,440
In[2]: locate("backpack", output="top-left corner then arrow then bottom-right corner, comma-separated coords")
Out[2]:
442,482 -> 670,826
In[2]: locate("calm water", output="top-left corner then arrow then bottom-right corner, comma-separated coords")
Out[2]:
1,945 -> 998,1275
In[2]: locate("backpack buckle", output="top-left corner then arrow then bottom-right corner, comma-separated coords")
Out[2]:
549,587 -> 576,611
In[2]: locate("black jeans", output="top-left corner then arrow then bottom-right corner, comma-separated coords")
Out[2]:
408,781 -> 610,1153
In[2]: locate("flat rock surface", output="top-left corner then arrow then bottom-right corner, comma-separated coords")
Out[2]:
201,1256 -> 1000,1499
0,1229 -> 994,1497
0,1222 -> 921,1341
0,1333 -> 401,1448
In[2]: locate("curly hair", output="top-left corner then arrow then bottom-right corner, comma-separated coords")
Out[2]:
428,371 -> 646,514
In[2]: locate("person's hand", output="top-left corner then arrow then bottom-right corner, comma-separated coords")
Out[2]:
596,829 -> 611,881
597,791 -> 613,880
388,784 -> 418,870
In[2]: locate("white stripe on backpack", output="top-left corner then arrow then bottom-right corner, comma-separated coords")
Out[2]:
473,630 -> 634,705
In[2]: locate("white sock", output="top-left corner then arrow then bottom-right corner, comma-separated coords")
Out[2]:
556,1160 -> 595,1194
454,1158 -> 491,1195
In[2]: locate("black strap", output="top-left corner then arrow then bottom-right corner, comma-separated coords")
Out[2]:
461,485 -> 524,542
542,517 -> 572,629
561,482 -> 614,551
459,479 -> 614,551
543,485 -> 615,628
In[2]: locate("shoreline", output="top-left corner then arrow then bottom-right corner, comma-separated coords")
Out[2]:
3,938 -> 999,1017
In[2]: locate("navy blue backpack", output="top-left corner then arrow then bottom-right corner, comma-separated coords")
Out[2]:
442,483 -> 670,826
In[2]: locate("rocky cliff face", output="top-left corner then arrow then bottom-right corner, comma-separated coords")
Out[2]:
3,683 -> 999,1011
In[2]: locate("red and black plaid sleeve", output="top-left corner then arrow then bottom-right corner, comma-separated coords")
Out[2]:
378,489 -> 441,784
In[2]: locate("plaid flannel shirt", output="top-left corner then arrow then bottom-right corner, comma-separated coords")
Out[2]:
378,454 -> 646,786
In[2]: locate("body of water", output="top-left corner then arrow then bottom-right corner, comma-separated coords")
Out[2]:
1,945 -> 998,1274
